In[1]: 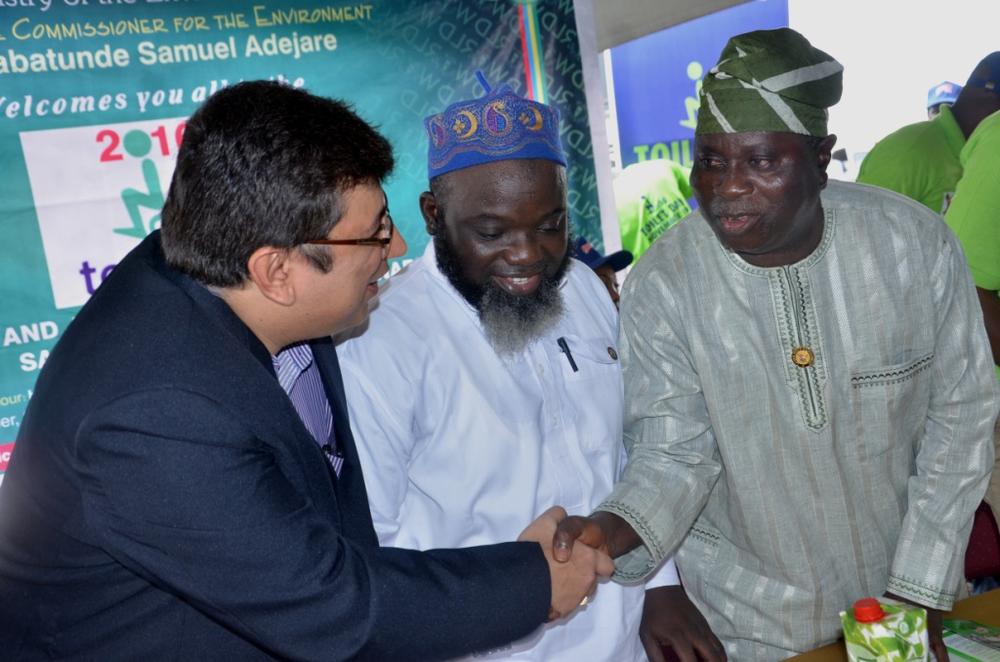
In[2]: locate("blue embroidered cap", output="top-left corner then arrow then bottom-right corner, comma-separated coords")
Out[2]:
425,72 -> 566,179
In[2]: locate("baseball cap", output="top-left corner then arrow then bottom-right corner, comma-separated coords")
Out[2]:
572,236 -> 633,273
966,52 -> 1000,94
927,81 -> 962,109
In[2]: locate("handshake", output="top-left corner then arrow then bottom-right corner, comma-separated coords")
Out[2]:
518,506 -> 618,621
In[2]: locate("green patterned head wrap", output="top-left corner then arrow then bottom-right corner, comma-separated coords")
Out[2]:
696,28 -> 843,137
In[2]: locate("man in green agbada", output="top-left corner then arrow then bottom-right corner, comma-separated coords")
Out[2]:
550,28 -> 998,661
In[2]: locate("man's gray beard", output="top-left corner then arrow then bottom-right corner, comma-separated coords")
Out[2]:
432,229 -> 568,356
477,279 -> 565,356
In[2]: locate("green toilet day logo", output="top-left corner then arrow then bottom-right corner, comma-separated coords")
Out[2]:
20,118 -> 182,308
114,129 -> 166,239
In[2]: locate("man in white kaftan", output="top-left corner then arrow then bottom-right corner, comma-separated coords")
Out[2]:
340,244 -> 675,660
338,77 -> 720,661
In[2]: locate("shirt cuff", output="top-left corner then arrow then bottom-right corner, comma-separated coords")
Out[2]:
886,574 -> 957,612
644,555 -> 680,589
596,502 -> 665,583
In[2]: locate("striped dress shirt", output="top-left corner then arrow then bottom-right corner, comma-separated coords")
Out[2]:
273,342 -> 342,475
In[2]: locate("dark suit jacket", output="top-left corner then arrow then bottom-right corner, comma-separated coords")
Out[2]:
0,233 -> 549,660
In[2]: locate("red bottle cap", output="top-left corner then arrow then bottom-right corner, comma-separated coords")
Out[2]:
853,598 -> 886,623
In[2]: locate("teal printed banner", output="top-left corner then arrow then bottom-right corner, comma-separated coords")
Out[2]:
0,0 -> 598,483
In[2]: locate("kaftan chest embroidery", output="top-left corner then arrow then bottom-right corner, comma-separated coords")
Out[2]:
770,265 -> 828,430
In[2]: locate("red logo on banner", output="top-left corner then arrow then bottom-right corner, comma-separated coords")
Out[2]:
0,443 -> 14,472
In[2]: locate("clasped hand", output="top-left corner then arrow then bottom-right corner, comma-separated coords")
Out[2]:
518,507 -> 614,620
547,514 -> 727,661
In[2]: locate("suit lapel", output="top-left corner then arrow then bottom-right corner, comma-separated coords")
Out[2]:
165,261 -> 344,524
313,338 -> 378,548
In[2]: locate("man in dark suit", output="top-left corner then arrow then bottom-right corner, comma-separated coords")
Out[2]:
0,81 -> 610,660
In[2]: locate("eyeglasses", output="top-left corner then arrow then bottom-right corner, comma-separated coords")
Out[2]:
304,214 -> 394,248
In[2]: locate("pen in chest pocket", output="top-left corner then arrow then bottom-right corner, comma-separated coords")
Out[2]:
556,336 -> 578,372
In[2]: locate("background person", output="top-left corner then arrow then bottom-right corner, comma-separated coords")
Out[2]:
571,235 -> 633,308
946,103 -> 1000,515
927,81 -> 962,119
615,158 -> 694,261
857,53 -> 1000,214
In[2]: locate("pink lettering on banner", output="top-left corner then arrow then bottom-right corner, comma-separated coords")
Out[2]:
0,442 -> 14,472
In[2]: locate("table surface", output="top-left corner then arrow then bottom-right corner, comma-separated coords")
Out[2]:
788,589 -> 1000,660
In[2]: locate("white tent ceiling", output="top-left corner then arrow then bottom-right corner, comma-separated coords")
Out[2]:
592,0 -> 749,51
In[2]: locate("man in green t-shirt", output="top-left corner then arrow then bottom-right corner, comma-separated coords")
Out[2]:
947,108 -> 1000,371
945,62 -> 1000,525
857,53 -> 1000,215
614,158 -> 693,260
947,109 -> 1000,341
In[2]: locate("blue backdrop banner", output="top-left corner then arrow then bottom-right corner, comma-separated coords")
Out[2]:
610,0 -> 788,169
